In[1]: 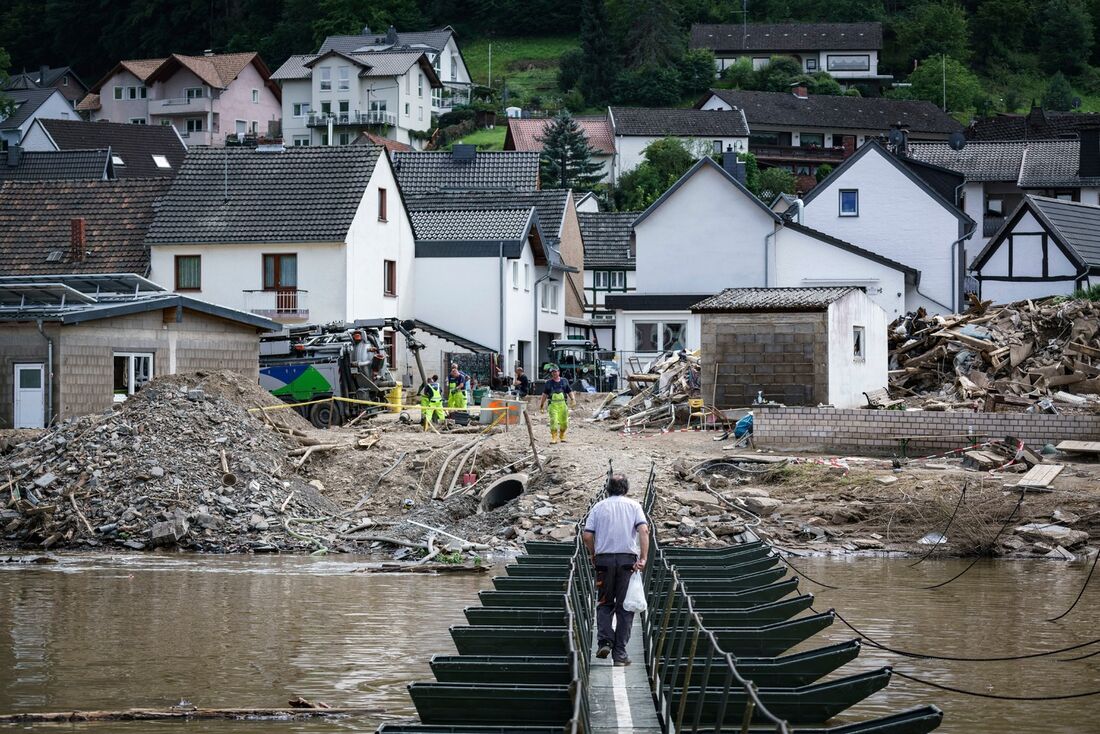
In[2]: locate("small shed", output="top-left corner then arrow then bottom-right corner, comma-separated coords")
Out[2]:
691,287 -> 887,409
0,274 -> 277,429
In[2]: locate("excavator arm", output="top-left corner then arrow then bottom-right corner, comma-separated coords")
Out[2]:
386,318 -> 428,389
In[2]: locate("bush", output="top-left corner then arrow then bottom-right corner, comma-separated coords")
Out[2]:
616,65 -> 683,106
558,48 -> 584,93
679,49 -> 717,95
815,164 -> 834,182
755,56 -> 805,92
807,71 -> 843,96
438,107 -> 476,128
757,167 -> 797,202
720,58 -> 754,89
560,88 -> 586,112
1042,72 -> 1075,111
1073,284 -> 1100,301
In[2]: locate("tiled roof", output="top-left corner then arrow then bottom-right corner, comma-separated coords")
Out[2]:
411,208 -> 533,241
1019,140 -> 1100,187
0,88 -> 65,131
702,89 -> 961,135
0,179 -> 172,275
153,52 -> 260,89
75,93 -> 100,111
966,108 -> 1100,141
907,141 -> 1026,182
37,119 -> 186,179
146,145 -> 382,245
578,211 -> 637,268
610,107 -> 750,137
505,116 -> 616,154
353,132 -> 414,152
120,58 -> 167,81
1027,196 -> 1100,267
691,287 -> 857,312
320,28 -> 455,55
0,149 -> 110,182
403,189 -> 569,244
270,55 -> 313,81
691,22 -> 883,52
271,51 -> 430,81
3,66 -> 85,91
393,150 -> 539,193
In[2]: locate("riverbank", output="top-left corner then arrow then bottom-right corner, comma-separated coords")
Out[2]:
2,371 -> 1098,560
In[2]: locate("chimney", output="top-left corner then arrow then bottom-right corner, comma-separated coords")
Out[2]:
386,25 -> 398,45
203,49 -> 214,56
38,64 -> 49,83
6,144 -> 22,167
721,145 -> 746,185
70,218 -> 86,262
362,25 -> 372,35
791,83 -> 808,100
1080,127 -> 1100,178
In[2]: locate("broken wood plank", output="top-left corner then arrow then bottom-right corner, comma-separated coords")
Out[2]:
1015,463 -> 1064,489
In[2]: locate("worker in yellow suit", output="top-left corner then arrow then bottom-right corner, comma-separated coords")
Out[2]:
419,375 -> 444,430
447,364 -> 469,410
539,365 -> 576,443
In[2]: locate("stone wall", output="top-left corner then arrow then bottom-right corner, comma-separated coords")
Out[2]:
701,312 -> 827,407
754,405 -> 1100,455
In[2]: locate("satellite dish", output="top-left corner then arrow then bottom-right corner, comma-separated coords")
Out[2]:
948,131 -> 967,151
888,128 -> 905,148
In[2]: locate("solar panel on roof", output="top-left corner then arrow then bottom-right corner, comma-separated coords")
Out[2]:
0,283 -> 96,307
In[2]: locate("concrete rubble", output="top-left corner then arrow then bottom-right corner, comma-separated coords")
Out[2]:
590,350 -> 702,429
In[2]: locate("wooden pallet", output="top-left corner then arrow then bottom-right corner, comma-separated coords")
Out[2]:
1014,463 -> 1064,490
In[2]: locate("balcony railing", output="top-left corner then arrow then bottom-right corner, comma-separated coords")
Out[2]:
148,96 -> 212,115
306,111 -> 397,128
750,144 -> 848,163
243,289 -> 309,323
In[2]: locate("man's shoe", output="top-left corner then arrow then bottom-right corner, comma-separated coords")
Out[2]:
559,430 -> 567,442
596,644 -> 612,659
550,432 -> 559,444
613,658 -> 632,667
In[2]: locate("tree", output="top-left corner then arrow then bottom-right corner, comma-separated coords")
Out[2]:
756,167 -> 797,202
613,138 -> 696,210
679,49 -> 718,96
614,0 -> 683,68
617,65 -> 683,105
1042,72 -> 1076,111
720,58 -> 755,89
906,55 -> 983,116
754,56 -> 805,92
557,48 -> 583,92
0,47 -> 12,118
1039,0 -> 1094,75
807,71 -> 843,96
578,0 -> 616,105
894,1 -> 970,64
815,164 -> 834,182
972,0 -> 1031,69
805,0 -> 885,22
537,111 -> 605,191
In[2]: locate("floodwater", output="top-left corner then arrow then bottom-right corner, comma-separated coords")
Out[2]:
0,554 -> 1097,733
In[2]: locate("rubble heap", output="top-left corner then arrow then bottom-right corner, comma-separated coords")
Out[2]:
889,296 -> 1100,411
0,371 -> 345,552
592,351 -> 702,428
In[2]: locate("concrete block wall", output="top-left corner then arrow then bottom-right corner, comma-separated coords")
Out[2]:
0,323 -> 53,429
754,405 -> 1100,455
701,313 -> 827,407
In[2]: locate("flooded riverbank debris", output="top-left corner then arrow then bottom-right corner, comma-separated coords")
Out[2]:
591,349 -> 705,430
889,296 -> 1100,411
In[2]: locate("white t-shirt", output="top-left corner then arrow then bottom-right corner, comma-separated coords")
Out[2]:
583,495 -> 647,555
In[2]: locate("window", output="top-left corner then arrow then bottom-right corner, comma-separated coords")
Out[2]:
175,255 -> 201,290
853,326 -> 865,360
418,73 -> 424,97
805,57 -> 818,71
370,99 -> 387,113
404,102 -> 410,115
62,75 -> 68,86
251,120 -> 258,134
338,131 -> 350,145
609,270 -> 626,289
252,88 -> 259,103
540,282 -> 559,313
111,154 -> 125,166
320,101 -> 331,115
338,66 -> 350,90
263,254 -> 298,290
383,330 -> 396,366
161,119 -> 172,126
405,73 -> 411,94
186,118 -> 204,133
512,261 -> 519,289
451,54 -> 458,81
378,188 -> 388,221
986,197 -> 1004,216
338,100 -> 349,114
800,132 -> 824,147
113,353 -> 153,401
293,135 -> 310,146
634,321 -> 685,353
236,119 -> 247,135
418,106 -> 423,121
839,189 -> 859,216
594,271 -> 608,288
293,102 -> 310,117
432,53 -> 441,73
113,86 -> 123,100
524,263 -> 530,291
126,86 -> 146,99
826,54 -> 870,72
319,67 -> 332,91
129,117 -> 146,125
712,140 -> 723,154
151,154 -> 171,169
383,259 -> 397,296
320,132 -> 329,145
634,322 -> 658,352
185,87 -> 204,99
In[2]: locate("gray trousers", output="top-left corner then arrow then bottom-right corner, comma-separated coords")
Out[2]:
595,552 -> 637,662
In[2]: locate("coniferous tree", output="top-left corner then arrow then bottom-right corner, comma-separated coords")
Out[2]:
537,111 -> 605,191
578,0 -> 616,104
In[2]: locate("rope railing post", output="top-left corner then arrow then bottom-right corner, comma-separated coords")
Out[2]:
738,686 -> 756,734
674,620 -> 701,732
713,657 -> 735,734
691,637 -> 715,732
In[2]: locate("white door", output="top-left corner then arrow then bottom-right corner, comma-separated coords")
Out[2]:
13,364 -> 45,429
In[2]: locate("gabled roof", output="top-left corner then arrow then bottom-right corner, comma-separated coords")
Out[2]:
803,140 -> 973,227
404,189 -> 570,244
0,149 -> 111,182
89,53 -> 278,99
0,88 -> 69,131
412,208 -> 533,242
691,287 -> 858,313
353,131 -> 414,152
0,179 -> 173,275
633,156 -> 780,229
393,150 -> 539,193
505,116 -> 616,154
3,66 -> 87,91
699,89 -> 961,136
34,118 -> 186,179
320,27 -> 456,55
75,93 -> 100,112
966,108 -> 1100,141
88,58 -> 167,92
1018,140 -> 1100,188
690,22 -> 883,52
909,139 -> 1100,188
271,51 -> 440,86
973,195 -> 1100,271
146,146 -> 383,245
578,211 -> 637,268
270,55 -> 314,81
610,107 -> 750,137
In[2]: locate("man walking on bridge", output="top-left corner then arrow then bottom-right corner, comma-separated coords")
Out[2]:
582,473 -> 649,666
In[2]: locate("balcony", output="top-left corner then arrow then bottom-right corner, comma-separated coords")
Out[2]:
243,289 -> 309,323
306,111 -> 397,128
750,145 -> 848,165
148,96 -> 212,116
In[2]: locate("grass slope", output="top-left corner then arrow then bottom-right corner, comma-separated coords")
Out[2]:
463,36 -> 577,106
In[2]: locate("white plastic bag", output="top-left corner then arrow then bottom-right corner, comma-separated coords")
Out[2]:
621,571 -> 647,613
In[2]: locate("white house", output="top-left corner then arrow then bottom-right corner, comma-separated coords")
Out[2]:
145,144 -> 418,376
272,49 -> 441,150
971,195 -> 1100,303
690,22 -> 890,86
608,107 -> 750,176
0,88 -> 75,148
801,140 -> 976,314
319,25 -> 473,114
606,155 -> 917,359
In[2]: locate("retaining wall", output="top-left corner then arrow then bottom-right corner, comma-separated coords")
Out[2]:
754,405 -> 1100,455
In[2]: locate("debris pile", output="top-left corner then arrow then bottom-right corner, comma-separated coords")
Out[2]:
889,296 -> 1100,411
591,351 -> 702,429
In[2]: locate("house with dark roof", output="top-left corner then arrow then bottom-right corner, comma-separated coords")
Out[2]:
393,147 -> 539,193
690,22 -> 889,86
800,140 -> 974,313
3,65 -> 88,107
271,47 -> 441,150
0,274 -> 276,428
966,106 -> 1100,142
504,116 -> 616,183
691,286 -> 887,408
577,211 -> 637,347
77,52 -> 281,146
0,148 -> 113,182
698,87 -> 962,192
609,106 -> 750,176
604,154 -> 916,357
971,195 -> 1100,303
0,88 -> 76,148
21,118 -> 186,178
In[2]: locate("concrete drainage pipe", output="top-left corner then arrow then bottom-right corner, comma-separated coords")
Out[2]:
479,473 -> 528,513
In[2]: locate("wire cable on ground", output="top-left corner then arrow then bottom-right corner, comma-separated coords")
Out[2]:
922,491 -> 1025,590
891,669 -> 1100,700
1047,546 -> 1100,623
772,550 -> 842,589
908,481 -> 967,567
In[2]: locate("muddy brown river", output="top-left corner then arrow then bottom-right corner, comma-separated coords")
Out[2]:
0,554 -> 1097,732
